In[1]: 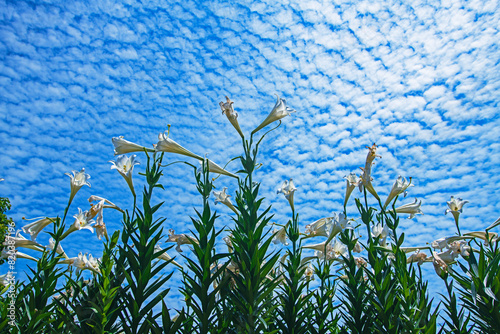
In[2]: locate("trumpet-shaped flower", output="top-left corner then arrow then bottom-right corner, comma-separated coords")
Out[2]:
110,155 -> 140,196
65,168 -> 91,206
1,249 -> 38,262
204,159 -> 238,179
213,187 -> 238,214
61,208 -> 95,240
272,225 -> 289,246
359,144 -> 381,200
94,202 -> 108,241
22,217 -> 57,241
154,245 -> 182,268
223,235 -> 234,252
3,231 -> 45,252
304,263 -> 315,281
277,179 -> 297,211
112,136 -> 151,155
383,176 -> 413,209
406,250 -> 427,265
155,131 -> 203,160
463,231 -> 498,246
445,196 -> 468,234
48,238 -> 69,259
252,95 -> 296,134
220,96 -> 244,138
88,195 -> 123,212
430,235 -> 472,251
344,173 -> 362,207
395,198 -> 423,219
166,229 -> 198,252
305,217 -> 331,238
371,223 -> 390,246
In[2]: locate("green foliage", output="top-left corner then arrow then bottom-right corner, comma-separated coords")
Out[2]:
0,197 -> 13,265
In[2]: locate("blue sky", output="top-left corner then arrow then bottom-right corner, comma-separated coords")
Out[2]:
1,0 -> 500,311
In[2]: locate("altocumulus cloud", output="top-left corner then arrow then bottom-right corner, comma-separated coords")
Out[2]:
0,0 -> 499,309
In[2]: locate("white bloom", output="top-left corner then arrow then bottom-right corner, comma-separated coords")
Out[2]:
154,245 -> 182,268
448,240 -> 470,257
445,196 -> 468,227
383,176 -> 413,209
272,226 -> 288,246
430,235 -> 472,251
22,217 -> 57,241
371,223 -> 390,246
463,231 -> 498,246
359,144 -> 381,200
277,179 -> 297,210
203,159 -> 238,179
219,96 -> 244,138
155,131 -> 203,160
3,231 -> 45,252
223,234 -> 233,252
1,249 -> 38,262
112,136 -> 151,155
166,229 -> 198,252
344,173 -> 362,207
395,198 -> 423,219
110,155 -> 140,196
252,95 -> 296,134
432,252 -> 449,277
406,251 -> 427,265
88,195 -> 123,212
213,187 -> 238,214
355,257 -> 368,268
65,168 -> 91,205
48,238 -> 69,259
353,240 -> 363,253
61,208 -> 95,240
304,263 -> 315,281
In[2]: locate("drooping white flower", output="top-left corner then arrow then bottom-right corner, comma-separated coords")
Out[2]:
220,96 -> 244,138
48,238 -> 69,259
447,240 -> 470,257
22,217 -> 57,241
252,95 -> 296,134
344,172 -> 362,207
394,198 -> 424,219
1,249 -> 38,262
213,187 -> 238,214
204,159 -> 238,179
429,235 -> 472,251
154,245 -> 182,268
272,225 -> 289,246
110,155 -> 140,196
112,136 -> 151,155
406,250 -> 427,265
432,252 -> 449,277
371,223 -> 390,246
93,201 -> 108,241
65,168 -> 91,205
463,231 -> 498,246
383,176 -> 413,209
65,253 -> 101,274
277,179 -> 297,210
155,131 -> 203,160
61,208 -> 95,240
88,195 -> 123,212
3,231 -> 45,252
304,262 -> 315,281
166,229 -> 198,252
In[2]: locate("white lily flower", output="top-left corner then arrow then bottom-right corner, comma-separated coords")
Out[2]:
112,136 -> 151,155
61,208 -> 95,240
394,198 -> 423,219
22,217 -> 57,241
383,176 -> 413,209
344,173 -> 362,207
277,179 -> 297,211
48,238 -> 69,259
252,95 -> 296,134
154,245 -> 182,268
355,257 -> 368,268
272,225 -> 288,246
204,159 -> 238,179
88,195 -> 123,212
359,144 -> 381,200
166,229 -> 198,252
463,231 -> 498,246
213,187 -> 238,214
432,252 -> 449,277
371,223 -> 390,246
0,274 -> 11,287
304,217 -> 330,237
406,250 -> 427,265
1,249 -> 38,262
353,240 -> 363,253
304,262 -> 315,281
447,240 -> 470,257
220,96 -> 244,138
155,131 -> 203,160
445,196 -> 468,228
93,201 -> 108,241
430,235 -> 472,251
65,168 -> 91,205
110,155 -> 140,196
3,231 -> 45,252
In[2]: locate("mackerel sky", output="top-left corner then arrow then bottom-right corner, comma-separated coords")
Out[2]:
1,0 -> 499,310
